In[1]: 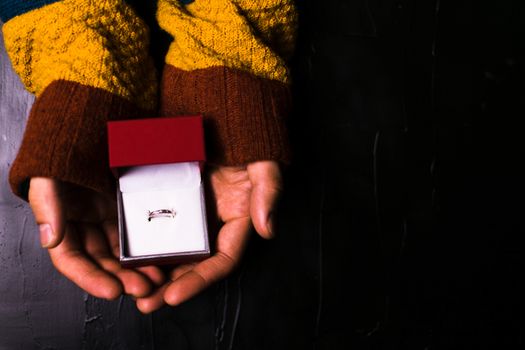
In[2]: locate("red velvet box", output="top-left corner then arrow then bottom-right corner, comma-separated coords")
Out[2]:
108,116 -> 210,267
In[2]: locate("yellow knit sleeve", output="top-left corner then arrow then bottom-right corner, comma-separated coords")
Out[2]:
157,0 -> 297,83
2,0 -> 157,110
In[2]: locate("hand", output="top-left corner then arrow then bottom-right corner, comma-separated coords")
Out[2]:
28,178 -> 165,299
135,160 -> 282,313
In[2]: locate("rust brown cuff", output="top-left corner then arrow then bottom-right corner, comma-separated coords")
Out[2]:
9,80 -> 150,199
160,65 -> 291,166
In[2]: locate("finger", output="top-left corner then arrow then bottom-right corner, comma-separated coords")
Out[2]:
164,217 -> 250,306
136,284 -> 168,314
170,263 -> 197,281
83,224 -> 153,298
247,161 -> 282,239
48,223 -> 123,300
28,178 -> 65,248
137,266 -> 166,287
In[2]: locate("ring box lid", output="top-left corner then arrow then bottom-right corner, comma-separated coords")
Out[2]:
108,115 -> 206,171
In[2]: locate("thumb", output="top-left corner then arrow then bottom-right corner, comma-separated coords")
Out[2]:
247,161 -> 282,239
28,177 -> 66,248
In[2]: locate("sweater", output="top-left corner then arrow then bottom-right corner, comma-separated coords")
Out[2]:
0,0 -> 297,198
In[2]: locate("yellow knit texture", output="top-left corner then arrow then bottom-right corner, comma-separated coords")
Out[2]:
2,0 -> 158,110
157,0 -> 297,84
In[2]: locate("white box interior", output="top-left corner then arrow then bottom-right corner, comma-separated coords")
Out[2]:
119,162 -> 208,257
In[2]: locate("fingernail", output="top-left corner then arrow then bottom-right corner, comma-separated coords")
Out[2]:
266,214 -> 275,238
39,224 -> 53,248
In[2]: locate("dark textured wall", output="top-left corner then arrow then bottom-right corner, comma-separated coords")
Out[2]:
0,26 -> 84,348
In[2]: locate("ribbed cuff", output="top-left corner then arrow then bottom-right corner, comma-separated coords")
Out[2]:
9,80 -> 151,199
160,65 -> 291,166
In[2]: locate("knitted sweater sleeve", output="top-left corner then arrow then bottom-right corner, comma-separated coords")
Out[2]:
0,0 -> 157,198
157,0 -> 298,165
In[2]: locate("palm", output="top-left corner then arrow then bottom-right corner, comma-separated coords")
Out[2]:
29,178 -> 164,299
212,166 -> 251,222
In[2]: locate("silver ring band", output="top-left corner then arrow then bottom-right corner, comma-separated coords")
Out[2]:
148,209 -> 176,222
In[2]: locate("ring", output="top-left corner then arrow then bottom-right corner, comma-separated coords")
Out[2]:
147,209 -> 176,222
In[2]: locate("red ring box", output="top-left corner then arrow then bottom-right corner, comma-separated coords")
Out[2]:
108,116 -> 210,267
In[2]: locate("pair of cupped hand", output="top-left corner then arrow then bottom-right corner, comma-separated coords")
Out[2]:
29,161 -> 281,313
